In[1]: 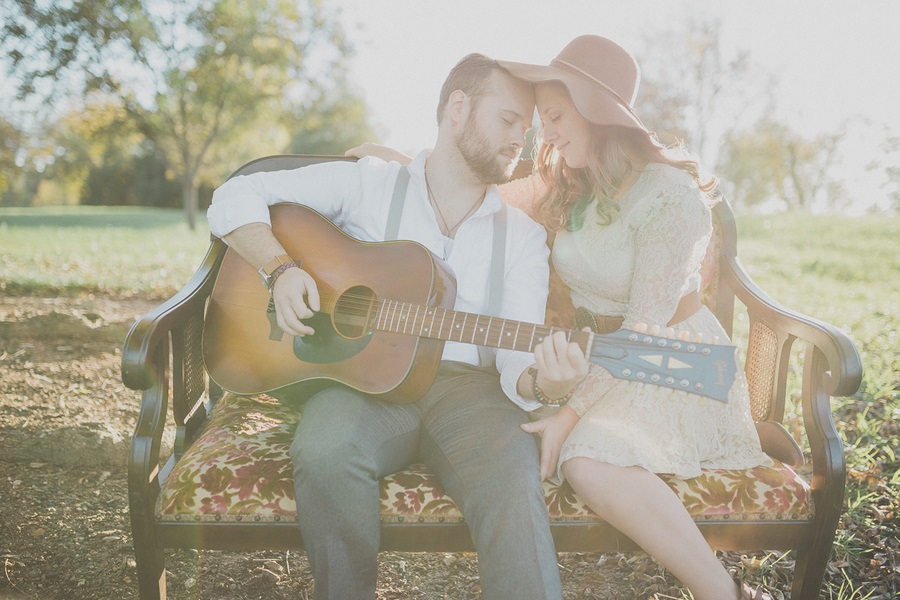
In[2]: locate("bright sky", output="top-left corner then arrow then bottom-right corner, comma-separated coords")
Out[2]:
332,0 -> 900,211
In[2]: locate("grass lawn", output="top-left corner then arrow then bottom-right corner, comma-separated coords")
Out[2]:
1,205 -> 897,598
0,206 -> 212,298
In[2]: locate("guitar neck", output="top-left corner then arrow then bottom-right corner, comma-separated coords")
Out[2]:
372,299 -> 734,403
376,299 -> 575,353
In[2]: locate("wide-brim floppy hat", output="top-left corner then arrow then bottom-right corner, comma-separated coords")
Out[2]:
497,35 -> 647,132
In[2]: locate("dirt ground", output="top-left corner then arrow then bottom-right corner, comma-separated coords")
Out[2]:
1,292 -> 780,600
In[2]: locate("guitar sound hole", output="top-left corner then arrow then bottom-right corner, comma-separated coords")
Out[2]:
332,285 -> 378,339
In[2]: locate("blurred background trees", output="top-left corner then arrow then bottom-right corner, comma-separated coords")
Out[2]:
0,4 -> 894,220
634,17 -> 860,212
1,0 -> 378,227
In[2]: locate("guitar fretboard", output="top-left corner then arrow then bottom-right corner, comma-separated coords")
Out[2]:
375,299 -> 571,353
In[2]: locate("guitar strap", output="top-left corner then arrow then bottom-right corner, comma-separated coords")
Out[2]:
384,165 -> 507,368
384,166 -> 410,241
479,202 -> 506,367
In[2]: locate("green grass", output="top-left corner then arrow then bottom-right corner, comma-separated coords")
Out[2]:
0,206 -> 212,298
735,212 -> 899,600
1,205 -> 897,598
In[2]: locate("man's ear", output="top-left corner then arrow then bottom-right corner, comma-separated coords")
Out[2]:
445,89 -> 470,128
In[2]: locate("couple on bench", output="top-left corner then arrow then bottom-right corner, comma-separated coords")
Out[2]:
207,35 -> 772,600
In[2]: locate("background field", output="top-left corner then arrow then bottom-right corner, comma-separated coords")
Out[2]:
0,205 -> 897,599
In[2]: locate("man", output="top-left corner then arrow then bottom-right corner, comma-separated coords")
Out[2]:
207,53 -> 561,599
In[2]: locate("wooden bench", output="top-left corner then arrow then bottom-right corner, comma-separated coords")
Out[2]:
121,155 -> 862,599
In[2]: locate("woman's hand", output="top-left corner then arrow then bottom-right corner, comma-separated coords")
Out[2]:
345,142 -> 413,165
520,405 -> 581,480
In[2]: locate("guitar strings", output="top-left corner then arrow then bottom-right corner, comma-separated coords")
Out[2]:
301,290 -> 560,347
296,294 -> 711,393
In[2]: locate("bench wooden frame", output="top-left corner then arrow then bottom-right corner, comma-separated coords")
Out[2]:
121,155 -> 862,599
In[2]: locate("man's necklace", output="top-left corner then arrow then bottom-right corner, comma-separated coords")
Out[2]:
425,168 -> 486,239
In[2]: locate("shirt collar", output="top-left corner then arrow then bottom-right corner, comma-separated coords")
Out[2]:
408,149 -> 503,215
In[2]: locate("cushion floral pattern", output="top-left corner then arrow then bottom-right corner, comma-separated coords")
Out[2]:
156,393 -> 812,524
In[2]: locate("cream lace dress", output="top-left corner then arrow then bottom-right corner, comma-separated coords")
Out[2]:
506,163 -> 771,482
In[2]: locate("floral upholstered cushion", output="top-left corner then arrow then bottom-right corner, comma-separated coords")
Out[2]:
156,393 -> 812,524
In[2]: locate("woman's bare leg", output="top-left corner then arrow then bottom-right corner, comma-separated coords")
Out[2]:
562,457 -> 740,600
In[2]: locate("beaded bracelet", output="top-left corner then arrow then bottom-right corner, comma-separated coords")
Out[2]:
528,367 -> 575,407
267,260 -> 301,291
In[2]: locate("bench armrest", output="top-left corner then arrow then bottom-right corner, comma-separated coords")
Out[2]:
122,240 -> 226,391
725,255 -> 862,399
122,240 -> 227,493
722,250 -> 862,537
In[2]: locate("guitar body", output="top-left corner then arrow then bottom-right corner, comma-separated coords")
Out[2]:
203,204 -> 457,402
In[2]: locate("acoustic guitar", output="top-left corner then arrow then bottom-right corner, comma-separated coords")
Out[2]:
203,204 -> 736,403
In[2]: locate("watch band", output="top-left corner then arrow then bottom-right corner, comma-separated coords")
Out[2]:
258,254 -> 293,288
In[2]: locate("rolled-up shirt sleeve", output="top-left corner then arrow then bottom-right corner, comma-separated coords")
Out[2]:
207,160 -> 363,239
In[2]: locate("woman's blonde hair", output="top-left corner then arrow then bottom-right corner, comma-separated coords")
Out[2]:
533,122 -> 718,233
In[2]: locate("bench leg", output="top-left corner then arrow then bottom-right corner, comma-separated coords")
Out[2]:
134,545 -> 166,600
130,500 -> 166,599
790,541 -> 830,600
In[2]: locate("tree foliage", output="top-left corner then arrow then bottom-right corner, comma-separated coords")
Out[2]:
635,18 -> 767,169
284,78 -> 381,156
1,0 -> 374,226
0,114 -> 24,201
719,119 -> 847,210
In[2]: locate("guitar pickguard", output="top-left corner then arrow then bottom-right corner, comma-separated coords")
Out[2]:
293,312 -> 374,364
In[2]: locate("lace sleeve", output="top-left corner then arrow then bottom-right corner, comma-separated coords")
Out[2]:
622,181 -> 712,330
498,173 -> 545,219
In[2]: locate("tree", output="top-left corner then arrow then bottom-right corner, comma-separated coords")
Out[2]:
285,78 -> 381,156
719,119 -> 847,211
868,127 -> 900,213
634,18 -> 770,169
2,0 -> 357,228
0,115 -> 24,203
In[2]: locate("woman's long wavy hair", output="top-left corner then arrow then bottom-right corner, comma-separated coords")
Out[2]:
532,120 -> 718,233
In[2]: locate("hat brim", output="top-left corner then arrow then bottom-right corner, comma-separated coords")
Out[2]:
497,59 -> 645,131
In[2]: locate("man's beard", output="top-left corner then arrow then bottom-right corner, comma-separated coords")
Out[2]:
457,114 -> 518,185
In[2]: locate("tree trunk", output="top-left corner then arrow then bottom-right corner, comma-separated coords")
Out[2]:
181,177 -> 198,231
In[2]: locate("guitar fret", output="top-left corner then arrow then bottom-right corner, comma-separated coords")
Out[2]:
377,300 -> 388,331
484,316 -> 492,346
449,312 -> 459,342
390,300 -> 400,333
471,314 -> 479,344
437,308 -> 447,339
528,325 -> 536,352
383,300 -> 392,332
404,303 -> 413,334
412,304 -> 421,336
512,322 -> 521,352
427,308 -> 437,337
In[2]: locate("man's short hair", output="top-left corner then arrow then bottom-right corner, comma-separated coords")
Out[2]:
436,53 -> 502,124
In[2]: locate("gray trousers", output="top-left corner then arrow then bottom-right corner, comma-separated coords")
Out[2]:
287,361 -> 562,600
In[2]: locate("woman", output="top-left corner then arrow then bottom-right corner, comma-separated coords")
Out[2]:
349,35 -> 772,600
